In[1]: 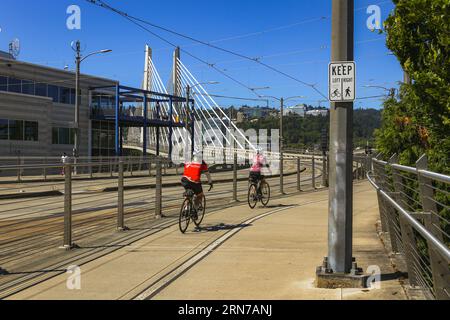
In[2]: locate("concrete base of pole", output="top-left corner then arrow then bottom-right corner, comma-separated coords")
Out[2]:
315,257 -> 368,289
117,226 -> 130,232
58,243 -> 79,251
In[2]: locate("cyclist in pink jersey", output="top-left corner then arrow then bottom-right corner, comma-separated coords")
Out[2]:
249,148 -> 271,189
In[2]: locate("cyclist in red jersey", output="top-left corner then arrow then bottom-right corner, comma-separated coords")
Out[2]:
181,149 -> 213,211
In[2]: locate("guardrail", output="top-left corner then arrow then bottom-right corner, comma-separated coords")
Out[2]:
367,154 -> 450,300
0,152 -> 371,283
0,154 -> 331,279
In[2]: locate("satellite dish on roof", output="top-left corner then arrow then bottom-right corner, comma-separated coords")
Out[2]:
9,38 -> 20,59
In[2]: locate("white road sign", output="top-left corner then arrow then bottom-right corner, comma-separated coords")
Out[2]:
328,61 -> 356,102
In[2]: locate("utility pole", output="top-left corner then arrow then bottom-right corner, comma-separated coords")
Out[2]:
317,0 -> 361,283
72,41 -> 111,161
74,41 -> 81,160
279,98 -> 284,194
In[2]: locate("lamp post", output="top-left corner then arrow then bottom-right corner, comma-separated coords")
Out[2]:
72,40 -> 111,161
262,95 -> 306,194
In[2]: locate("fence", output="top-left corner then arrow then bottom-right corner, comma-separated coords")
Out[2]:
0,153 -> 330,285
368,154 -> 450,300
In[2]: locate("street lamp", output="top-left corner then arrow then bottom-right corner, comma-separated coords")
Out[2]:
72,40 -> 111,159
250,86 -> 270,92
363,84 -> 397,98
261,95 -> 306,194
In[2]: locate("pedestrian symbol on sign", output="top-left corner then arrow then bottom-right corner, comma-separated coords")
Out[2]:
345,87 -> 351,98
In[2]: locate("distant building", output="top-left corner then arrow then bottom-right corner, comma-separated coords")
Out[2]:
284,105 -> 306,117
306,109 -> 329,117
0,55 -> 117,157
239,106 -> 275,119
236,112 -> 246,124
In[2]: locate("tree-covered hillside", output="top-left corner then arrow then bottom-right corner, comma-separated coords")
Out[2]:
236,108 -> 381,150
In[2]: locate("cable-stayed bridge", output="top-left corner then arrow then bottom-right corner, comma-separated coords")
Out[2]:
121,45 -> 292,167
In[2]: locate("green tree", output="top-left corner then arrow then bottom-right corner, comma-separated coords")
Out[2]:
375,0 -> 450,173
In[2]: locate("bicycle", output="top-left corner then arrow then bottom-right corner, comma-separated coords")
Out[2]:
179,185 -> 212,233
248,176 -> 270,209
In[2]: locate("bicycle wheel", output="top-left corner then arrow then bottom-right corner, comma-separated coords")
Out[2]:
248,184 -> 258,209
193,195 -> 206,227
260,181 -> 271,207
179,198 -> 191,233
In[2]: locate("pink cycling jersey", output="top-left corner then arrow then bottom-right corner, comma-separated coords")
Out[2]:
250,154 -> 266,173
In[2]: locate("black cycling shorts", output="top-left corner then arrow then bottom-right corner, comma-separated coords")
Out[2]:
249,171 -> 264,183
181,177 -> 203,195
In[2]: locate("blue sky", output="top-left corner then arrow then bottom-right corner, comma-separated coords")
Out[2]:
0,0 -> 403,109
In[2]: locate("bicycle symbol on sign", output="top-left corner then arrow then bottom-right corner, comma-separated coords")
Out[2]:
331,88 -> 341,99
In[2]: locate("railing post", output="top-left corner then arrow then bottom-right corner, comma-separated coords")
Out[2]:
62,163 -> 73,249
155,158 -> 162,219
89,157 -> 93,179
117,158 -> 127,231
280,154 -> 284,195
43,157 -> 47,181
149,159 -> 152,177
357,160 -> 361,180
233,151 -> 238,202
390,154 -> 419,287
373,160 -> 389,234
17,155 -> 21,182
312,155 -> 316,189
322,153 -> 328,187
98,156 -> 103,174
297,157 -> 302,191
416,155 -> 450,299
130,156 -> 134,176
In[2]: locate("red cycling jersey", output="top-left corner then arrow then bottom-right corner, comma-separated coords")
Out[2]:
183,161 -> 209,183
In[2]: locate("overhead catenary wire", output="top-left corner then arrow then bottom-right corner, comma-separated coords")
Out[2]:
86,0 -> 328,100
84,0 -> 263,99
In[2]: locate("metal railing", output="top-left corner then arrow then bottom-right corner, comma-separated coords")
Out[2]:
0,154 -> 328,284
0,151 -> 374,294
368,154 -> 450,300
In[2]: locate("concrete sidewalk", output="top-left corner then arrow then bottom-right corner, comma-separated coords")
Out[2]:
6,181 -> 407,300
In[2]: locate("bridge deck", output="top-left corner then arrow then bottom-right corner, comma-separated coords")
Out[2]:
7,182 -> 407,300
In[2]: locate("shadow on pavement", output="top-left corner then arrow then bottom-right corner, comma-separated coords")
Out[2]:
263,204 -> 298,209
2,268 -> 67,275
194,223 -> 252,233
380,271 -> 408,282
